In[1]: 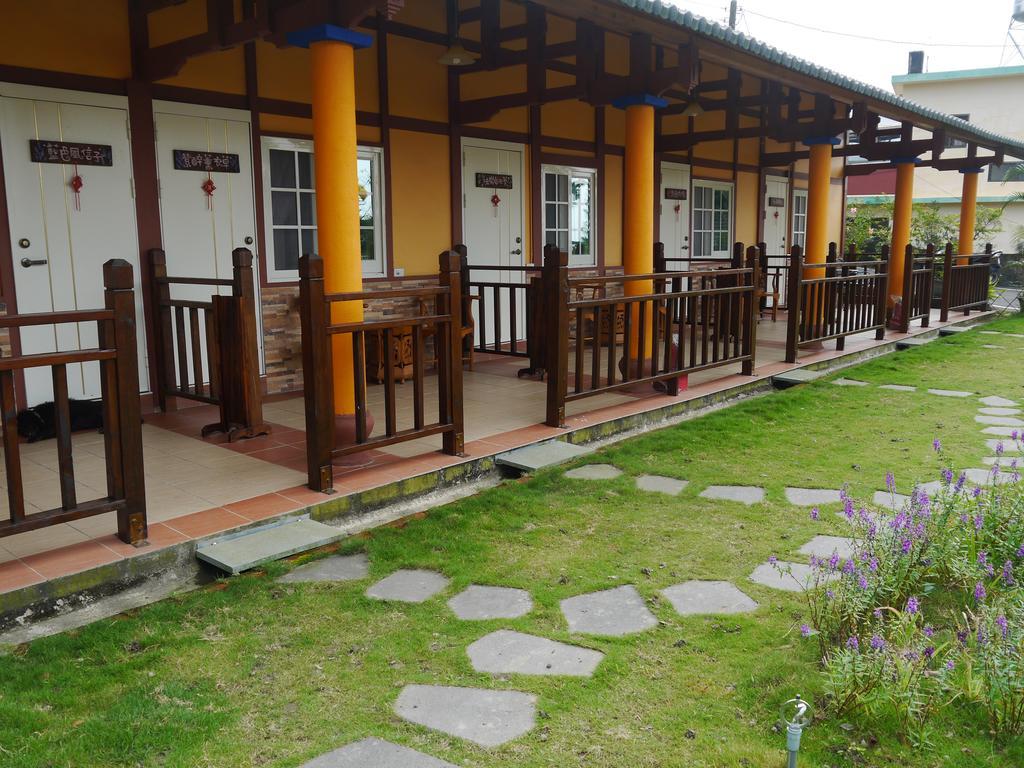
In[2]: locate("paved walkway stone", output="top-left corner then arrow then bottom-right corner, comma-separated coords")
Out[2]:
833,378 -> 868,387
661,580 -> 758,615
300,738 -> 457,768
699,485 -> 765,505
278,553 -> 369,583
560,585 -> 657,636
366,570 -> 449,603
395,685 -> 536,747
565,464 -> 622,480
982,344 -> 1006,349
448,585 -> 532,620
785,487 -> 843,506
873,490 -> 910,509
986,438 -> 1022,452
749,562 -> 823,592
983,456 -> 1021,465
879,384 -> 916,392
467,630 -> 603,677
928,388 -> 974,398
983,426 -> 1019,437
976,414 -> 1024,427
798,535 -> 855,560
980,396 -> 1019,407
964,468 -> 998,486
636,475 -> 688,496
979,407 -> 1022,416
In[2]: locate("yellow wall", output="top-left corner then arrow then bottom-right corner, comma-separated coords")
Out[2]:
605,155 -> 623,267
390,130 -> 451,273
736,172 -> 759,247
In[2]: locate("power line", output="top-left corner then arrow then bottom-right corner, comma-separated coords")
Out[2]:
742,8 -> 1010,49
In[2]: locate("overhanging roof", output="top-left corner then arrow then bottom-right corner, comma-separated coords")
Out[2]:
603,0 -> 1024,160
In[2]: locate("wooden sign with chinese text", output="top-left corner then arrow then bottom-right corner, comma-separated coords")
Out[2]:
29,140 -> 112,167
173,150 -> 240,173
475,172 -> 513,189
664,187 -> 687,200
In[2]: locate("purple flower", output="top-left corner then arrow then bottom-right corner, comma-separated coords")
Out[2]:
905,596 -> 920,614
1014,430 -> 1021,442
978,628 -> 988,645
957,629 -> 969,645
955,473 -> 967,492
1007,561 -> 1019,586
996,615 -> 1009,639
924,625 -> 934,638
886,471 -> 896,492
809,507 -> 819,521
800,624 -> 812,637
997,441 -> 1006,456
974,582 -> 987,602
972,486 -> 983,499
768,555 -> 777,566
933,438 -> 942,452
923,646 -> 935,659
825,589 -> 835,600
874,608 -> 884,619
945,659 -> 955,671
901,538 -> 913,555
870,634 -> 886,651
942,467 -> 954,485
974,514 -> 984,531
992,464 -> 1001,477
1017,543 -> 1024,558
844,499 -> 855,521
828,552 -> 840,571
842,558 -> 855,575
869,557 -> 879,573
978,551 -> 988,567
858,574 -> 869,590
846,635 -> 859,650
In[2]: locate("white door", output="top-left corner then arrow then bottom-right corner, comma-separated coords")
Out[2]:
0,90 -> 148,405
763,176 -> 789,256
659,162 -> 691,268
461,139 -> 524,348
154,104 -> 262,383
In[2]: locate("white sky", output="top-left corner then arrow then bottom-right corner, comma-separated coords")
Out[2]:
666,0 -> 1024,91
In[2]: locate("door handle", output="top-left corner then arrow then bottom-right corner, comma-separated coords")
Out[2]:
20,258 -> 47,268
511,248 -> 522,255
681,246 -> 689,251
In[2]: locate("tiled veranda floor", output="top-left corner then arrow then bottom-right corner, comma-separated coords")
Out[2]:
0,309 -> 957,595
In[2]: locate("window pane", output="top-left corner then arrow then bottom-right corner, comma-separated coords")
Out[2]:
545,173 -> 557,201
557,174 -> 568,202
557,232 -> 568,252
545,203 -> 558,228
545,230 -> 559,246
360,229 -> 375,262
273,229 -> 299,271
357,157 -> 374,224
557,204 -> 568,229
299,192 -> 316,226
269,149 -> 296,188
300,229 -> 315,258
297,152 -> 314,189
272,191 -> 297,226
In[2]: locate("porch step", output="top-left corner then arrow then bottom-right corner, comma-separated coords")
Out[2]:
895,337 -> 931,350
496,440 -> 592,473
196,516 -> 342,575
770,369 -> 825,389
938,326 -> 968,337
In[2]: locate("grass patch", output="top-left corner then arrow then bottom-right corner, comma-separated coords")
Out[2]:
2,317 -> 1024,767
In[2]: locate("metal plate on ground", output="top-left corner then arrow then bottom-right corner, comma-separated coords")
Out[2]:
196,517 -> 343,575
771,369 -> 825,389
496,441 -> 592,472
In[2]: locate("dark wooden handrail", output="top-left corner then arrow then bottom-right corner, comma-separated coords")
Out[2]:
326,286 -> 451,302
940,242 -> 991,321
147,248 -> 269,442
0,260 -> 147,545
897,243 -> 936,333
465,253 -> 533,361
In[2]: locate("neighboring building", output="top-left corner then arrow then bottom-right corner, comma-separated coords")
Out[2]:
849,63 -> 1024,254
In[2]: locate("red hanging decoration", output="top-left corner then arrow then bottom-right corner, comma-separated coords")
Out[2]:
70,165 -> 83,211
491,191 -> 501,218
202,174 -> 216,209
673,202 -> 681,221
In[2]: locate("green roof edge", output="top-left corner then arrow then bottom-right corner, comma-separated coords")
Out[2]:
893,65 -> 1024,86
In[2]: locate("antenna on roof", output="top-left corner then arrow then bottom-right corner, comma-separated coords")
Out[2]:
729,0 -> 738,29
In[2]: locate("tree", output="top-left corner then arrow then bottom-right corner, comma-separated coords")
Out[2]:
845,200 -> 1002,255
999,162 -> 1024,255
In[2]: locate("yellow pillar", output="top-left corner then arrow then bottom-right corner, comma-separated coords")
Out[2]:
957,168 -> 982,265
290,26 -> 373,418
889,159 -> 917,310
803,139 -> 835,278
619,95 -> 664,358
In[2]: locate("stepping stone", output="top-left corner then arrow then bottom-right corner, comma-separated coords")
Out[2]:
833,378 -> 868,386
771,369 -> 825,389
394,685 -> 536,748
983,427 -> 1020,437
979,407 -> 1022,416
928,389 -> 974,398
980,396 -> 1019,407
466,630 -> 603,677
749,562 -> 824,593
300,738 -> 457,768
565,464 -> 622,480
873,490 -> 910,509
277,553 -> 369,583
975,414 -> 1024,427
495,440 -> 591,472
798,535 -> 855,561
986,439 -> 1021,453
366,569 -> 449,603
879,384 -> 916,392
938,326 -> 968,336
785,487 -> 843,506
983,344 -> 1006,350
964,468 -> 998,486
661,580 -> 758,616
636,475 -> 688,496
448,585 -> 532,620
896,338 -> 930,350
196,517 -> 344,575
560,585 -> 657,636
982,456 -> 1021,466
980,330 -> 1003,335
699,485 -> 765,505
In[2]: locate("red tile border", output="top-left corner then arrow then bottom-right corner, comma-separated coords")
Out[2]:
21,540 -> 122,580
225,493 -> 301,522
0,559 -> 44,591
163,507 -> 250,539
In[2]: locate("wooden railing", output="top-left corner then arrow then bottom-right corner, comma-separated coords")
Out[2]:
299,252 -> 465,493
785,243 -> 888,363
147,248 -> 269,441
0,260 -> 146,544
544,243 -> 759,427
897,244 -> 936,333
465,261 -> 540,359
940,243 -> 992,321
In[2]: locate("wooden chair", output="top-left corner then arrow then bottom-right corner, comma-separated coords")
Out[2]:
418,292 -> 477,371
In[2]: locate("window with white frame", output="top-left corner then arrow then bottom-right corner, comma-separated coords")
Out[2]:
542,166 -> 596,266
261,137 -> 385,281
691,181 -> 733,259
792,190 -> 808,249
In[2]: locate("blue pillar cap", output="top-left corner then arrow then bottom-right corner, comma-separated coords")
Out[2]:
958,167 -> 985,174
890,156 -> 920,166
802,136 -> 841,147
286,24 -> 373,50
611,94 -> 669,110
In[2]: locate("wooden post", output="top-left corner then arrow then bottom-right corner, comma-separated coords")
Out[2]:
544,244 -> 569,428
742,245 -> 759,375
438,250 -> 465,456
299,255 -> 335,493
784,245 -> 802,363
101,260 -> 147,545
940,242 -> 953,322
145,249 -> 175,412
875,245 -> 890,340
921,243 -> 935,328
653,241 -> 666,294
899,243 -> 914,333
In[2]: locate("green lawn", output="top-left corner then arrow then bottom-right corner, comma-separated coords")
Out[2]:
2,315 -> 1024,767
